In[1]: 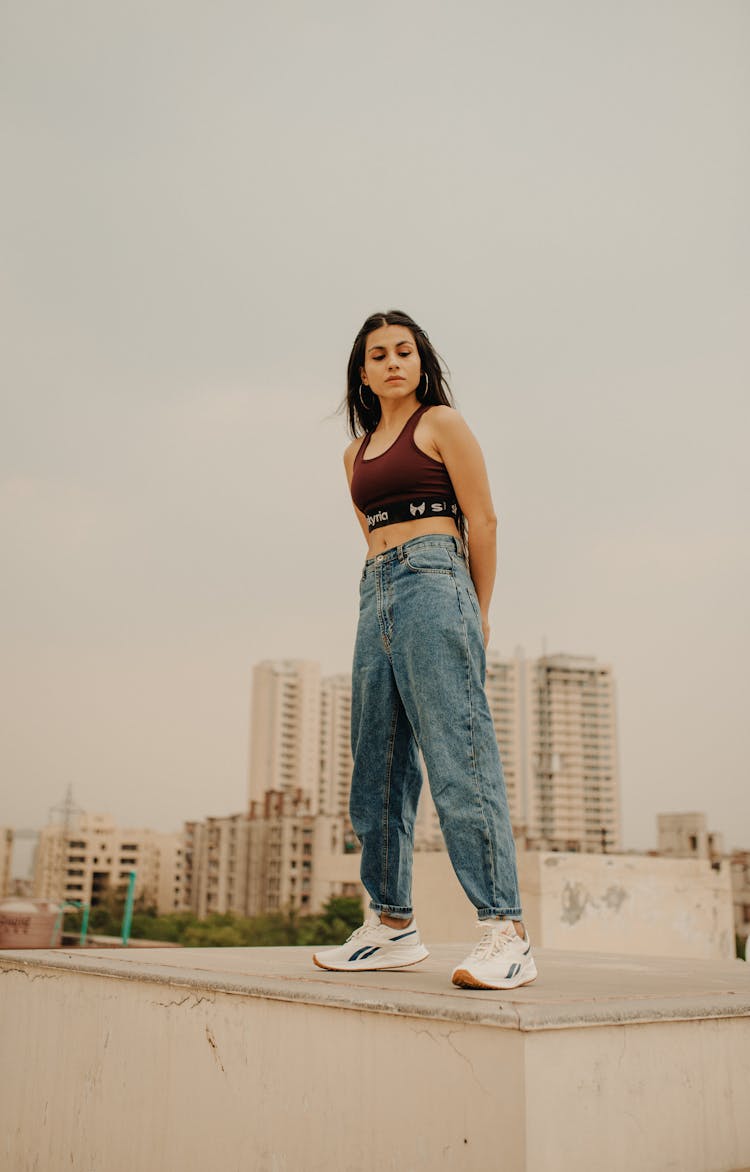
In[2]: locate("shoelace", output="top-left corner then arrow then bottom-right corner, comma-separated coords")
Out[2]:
345,917 -> 383,944
468,922 -> 518,961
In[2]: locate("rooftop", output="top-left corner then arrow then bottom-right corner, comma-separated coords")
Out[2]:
5,940 -> 749,1031
2,943 -> 749,1171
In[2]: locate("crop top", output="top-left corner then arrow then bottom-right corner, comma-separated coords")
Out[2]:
350,403 -> 459,531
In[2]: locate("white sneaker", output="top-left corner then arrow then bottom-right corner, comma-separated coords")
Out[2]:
312,910 -> 429,972
452,920 -> 538,990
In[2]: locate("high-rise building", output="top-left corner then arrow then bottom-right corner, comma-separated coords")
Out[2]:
249,660 -> 321,812
319,673 -> 353,818
522,654 -> 620,852
485,651 -> 524,828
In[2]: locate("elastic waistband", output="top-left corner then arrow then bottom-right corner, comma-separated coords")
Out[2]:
363,533 -> 463,572
364,496 -> 458,532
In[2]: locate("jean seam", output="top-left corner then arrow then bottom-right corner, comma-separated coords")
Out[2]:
375,563 -> 392,654
381,698 -> 400,908
370,903 -> 413,918
455,574 -> 498,906
404,563 -> 453,575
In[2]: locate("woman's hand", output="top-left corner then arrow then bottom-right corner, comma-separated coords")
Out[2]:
427,408 -> 498,643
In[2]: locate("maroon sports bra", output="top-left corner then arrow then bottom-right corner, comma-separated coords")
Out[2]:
350,403 -> 459,531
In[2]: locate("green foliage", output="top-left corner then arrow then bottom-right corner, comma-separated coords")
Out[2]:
64,895 -> 364,948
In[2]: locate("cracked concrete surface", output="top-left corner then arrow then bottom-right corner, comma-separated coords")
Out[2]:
1,943 -> 748,1031
1,943 -> 749,1171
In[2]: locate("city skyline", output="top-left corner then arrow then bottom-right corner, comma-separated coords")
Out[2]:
3,4 -> 748,857
5,644 -> 744,879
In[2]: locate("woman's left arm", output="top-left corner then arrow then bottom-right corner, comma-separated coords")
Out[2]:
431,407 -> 498,646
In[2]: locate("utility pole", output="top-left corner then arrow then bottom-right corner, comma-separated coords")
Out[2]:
47,785 -> 84,902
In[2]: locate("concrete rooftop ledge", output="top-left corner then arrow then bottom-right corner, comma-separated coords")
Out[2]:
2,944 -> 750,1171
2,941 -> 749,1031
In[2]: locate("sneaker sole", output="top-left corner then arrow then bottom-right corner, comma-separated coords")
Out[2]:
451,961 -> 538,990
313,947 -> 430,973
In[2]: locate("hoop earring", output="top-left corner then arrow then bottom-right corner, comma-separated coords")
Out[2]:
418,371 -> 429,401
358,384 -> 372,409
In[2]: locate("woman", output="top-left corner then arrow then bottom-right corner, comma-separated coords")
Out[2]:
313,310 -> 537,990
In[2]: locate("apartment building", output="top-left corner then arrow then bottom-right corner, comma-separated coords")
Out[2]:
246,790 -> 354,916
183,813 -> 250,919
182,792 -> 359,920
0,828 -> 13,898
33,813 -> 183,914
249,660 -> 321,812
522,654 -> 620,852
319,673 -> 353,818
485,651 -> 524,827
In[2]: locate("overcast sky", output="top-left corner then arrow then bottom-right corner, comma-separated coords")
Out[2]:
2,1 -> 748,869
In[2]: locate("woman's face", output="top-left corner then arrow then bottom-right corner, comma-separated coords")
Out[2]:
360,323 -> 422,404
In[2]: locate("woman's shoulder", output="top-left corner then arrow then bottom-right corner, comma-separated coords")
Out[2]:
424,403 -> 467,433
425,403 -> 460,421
343,433 -> 368,469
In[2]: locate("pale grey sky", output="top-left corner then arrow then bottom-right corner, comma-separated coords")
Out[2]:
2,1 -> 749,862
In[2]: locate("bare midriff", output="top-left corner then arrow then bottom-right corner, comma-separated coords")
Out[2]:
365,515 -> 461,558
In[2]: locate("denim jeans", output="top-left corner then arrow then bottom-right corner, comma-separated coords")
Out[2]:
349,533 -> 522,921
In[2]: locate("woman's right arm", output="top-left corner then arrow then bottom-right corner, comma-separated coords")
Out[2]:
343,441 -> 371,543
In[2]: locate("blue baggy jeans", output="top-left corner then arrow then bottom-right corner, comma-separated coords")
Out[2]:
349,533 -> 522,922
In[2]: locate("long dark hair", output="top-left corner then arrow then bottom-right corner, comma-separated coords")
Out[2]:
343,309 -> 455,436
342,309 -> 468,554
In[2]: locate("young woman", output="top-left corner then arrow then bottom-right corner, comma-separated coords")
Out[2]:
313,310 -> 537,990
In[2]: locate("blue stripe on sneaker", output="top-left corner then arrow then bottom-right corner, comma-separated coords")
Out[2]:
358,946 -> 382,960
390,929 -> 417,942
506,962 -> 520,979
348,945 -> 380,962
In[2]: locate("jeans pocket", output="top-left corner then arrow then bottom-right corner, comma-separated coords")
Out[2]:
404,546 -> 454,574
466,583 -> 482,625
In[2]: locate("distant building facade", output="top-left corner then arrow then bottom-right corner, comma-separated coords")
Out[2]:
183,813 -> 250,919
522,654 -> 620,852
656,813 -> 747,944
319,673 -> 353,818
729,851 -> 750,944
0,828 -> 12,898
657,812 -> 725,860
182,791 -> 359,920
249,660 -> 322,812
33,813 -> 183,914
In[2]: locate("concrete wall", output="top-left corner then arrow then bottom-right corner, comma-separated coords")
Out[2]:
1,947 -> 748,1172
0,961 -> 524,1172
410,849 -> 736,959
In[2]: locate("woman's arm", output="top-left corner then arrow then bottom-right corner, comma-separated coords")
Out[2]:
343,441 -> 371,543
430,407 -> 498,646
